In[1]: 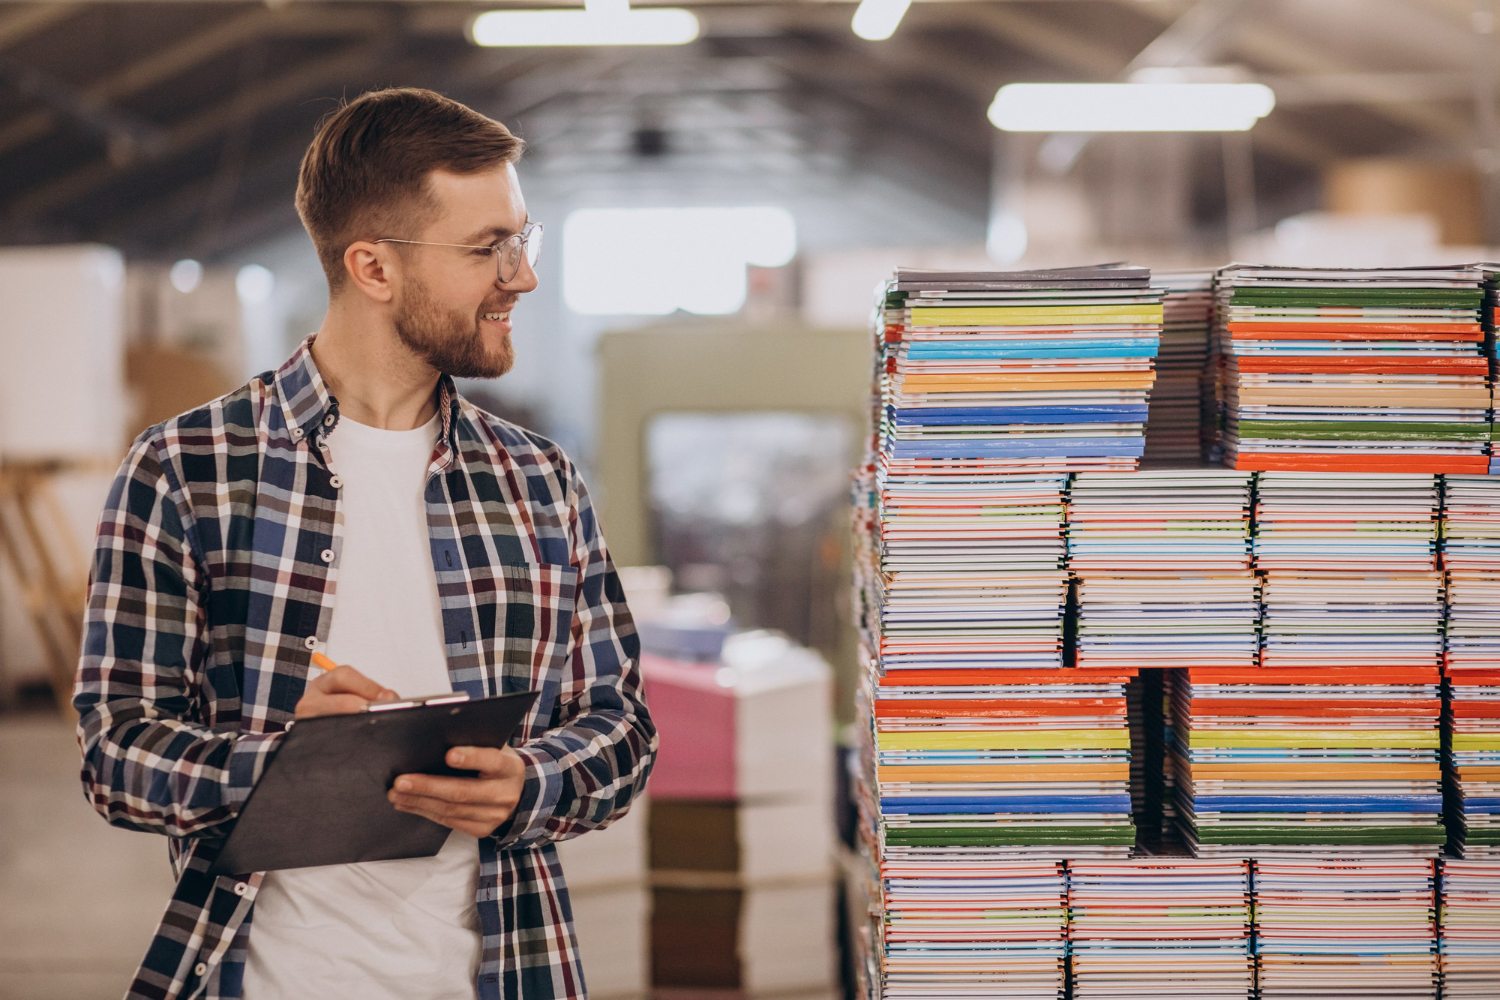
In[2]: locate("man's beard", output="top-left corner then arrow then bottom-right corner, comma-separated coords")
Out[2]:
393,274 -> 514,379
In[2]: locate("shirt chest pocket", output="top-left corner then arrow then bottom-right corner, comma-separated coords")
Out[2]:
494,561 -> 578,727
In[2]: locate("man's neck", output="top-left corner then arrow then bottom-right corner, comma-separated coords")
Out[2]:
311,302 -> 440,431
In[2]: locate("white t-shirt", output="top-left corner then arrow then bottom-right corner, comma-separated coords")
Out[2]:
243,412 -> 482,1000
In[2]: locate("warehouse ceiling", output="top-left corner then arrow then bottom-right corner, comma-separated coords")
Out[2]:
0,0 -> 1486,260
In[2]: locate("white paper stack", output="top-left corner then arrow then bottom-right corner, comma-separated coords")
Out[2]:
1439,477 -> 1500,857
1068,470 -> 1256,669
1068,860 -> 1252,999
1254,473 -> 1441,577
879,859 -> 1067,999
641,633 -> 838,998
1260,574 -> 1445,671
1439,859 -> 1500,996
1254,860 -> 1438,999
556,802 -> 651,1000
1442,476 -> 1500,671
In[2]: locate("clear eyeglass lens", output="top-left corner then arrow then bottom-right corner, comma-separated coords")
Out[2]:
498,241 -> 521,282
497,226 -> 543,282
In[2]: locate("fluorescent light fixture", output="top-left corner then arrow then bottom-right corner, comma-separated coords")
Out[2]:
563,206 -> 796,316
851,0 -> 911,41
469,6 -> 699,46
987,82 -> 1276,132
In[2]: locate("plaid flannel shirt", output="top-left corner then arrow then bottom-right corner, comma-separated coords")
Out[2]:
74,338 -> 656,1000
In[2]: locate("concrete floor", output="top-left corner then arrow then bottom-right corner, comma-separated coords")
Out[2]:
0,713 -> 176,1000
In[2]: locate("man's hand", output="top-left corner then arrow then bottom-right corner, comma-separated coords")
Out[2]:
294,665 -> 397,719
388,746 -> 527,838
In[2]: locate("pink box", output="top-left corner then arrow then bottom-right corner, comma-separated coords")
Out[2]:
640,645 -> 832,803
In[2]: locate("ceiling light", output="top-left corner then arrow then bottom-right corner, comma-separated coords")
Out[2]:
169,258 -> 202,294
987,82 -> 1276,132
851,0 -> 911,41
236,264 -> 275,305
469,6 -> 699,46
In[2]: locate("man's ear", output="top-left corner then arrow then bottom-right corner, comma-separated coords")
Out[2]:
342,241 -> 398,303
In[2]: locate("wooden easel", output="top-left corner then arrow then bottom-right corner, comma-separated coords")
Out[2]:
0,461 -> 92,713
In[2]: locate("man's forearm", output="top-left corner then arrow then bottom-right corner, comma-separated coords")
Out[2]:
75,697 -> 285,837
494,703 -> 656,848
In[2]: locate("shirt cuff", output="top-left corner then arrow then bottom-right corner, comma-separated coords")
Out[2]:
224,731 -> 286,810
492,744 -> 562,848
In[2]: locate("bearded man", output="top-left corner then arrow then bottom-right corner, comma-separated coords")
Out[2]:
73,87 -> 655,1000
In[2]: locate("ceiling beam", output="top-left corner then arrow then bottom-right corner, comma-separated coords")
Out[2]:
0,5 -> 392,159
1129,0 -> 1475,149
0,53 -> 166,160
956,3 -> 1133,77
0,3 -> 78,52
3,29 -> 400,225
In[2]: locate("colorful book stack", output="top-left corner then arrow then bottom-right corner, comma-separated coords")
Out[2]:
852,266 -> 1166,999
874,476 -> 1070,669
1439,476 -> 1500,671
864,667 -> 1137,855
1254,860 -> 1439,999
1444,666 -> 1500,858
880,266 -> 1162,474
1144,270 -> 1214,463
1170,471 -> 1446,856
1439,859 -> 1500,996
1068,470 -> 1256,670
874,858 -> 1068,999
1169,666 -> 1445,856
1483,270 -> 1500,474
1067,860 -> 1252,999
1215,265 -> 1488,474
1440,476 -> 1500,858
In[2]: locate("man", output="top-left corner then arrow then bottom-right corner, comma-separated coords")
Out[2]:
74,87 -> 655,1000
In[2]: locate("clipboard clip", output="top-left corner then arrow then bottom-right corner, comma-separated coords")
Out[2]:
366,692 -> 472,712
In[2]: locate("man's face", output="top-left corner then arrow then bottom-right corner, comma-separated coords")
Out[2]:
391,163 -> 538,379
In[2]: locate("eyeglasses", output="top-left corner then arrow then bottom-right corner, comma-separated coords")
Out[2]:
373,222 -> 544,283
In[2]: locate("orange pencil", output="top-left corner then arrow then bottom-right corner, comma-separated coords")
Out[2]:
310,651 -> 340,672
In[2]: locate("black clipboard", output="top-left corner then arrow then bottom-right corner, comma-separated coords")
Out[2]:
209,689 -> 537,875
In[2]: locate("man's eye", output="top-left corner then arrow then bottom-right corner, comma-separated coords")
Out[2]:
473,246 -> 496,257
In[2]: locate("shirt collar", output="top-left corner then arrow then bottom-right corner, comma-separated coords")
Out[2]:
274,335 -> 463,452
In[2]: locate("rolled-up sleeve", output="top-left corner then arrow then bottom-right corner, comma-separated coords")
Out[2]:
494,464 -> 656,849
74,433 -> 282,838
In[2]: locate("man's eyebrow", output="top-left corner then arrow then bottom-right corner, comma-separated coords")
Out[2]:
462,219 -> 531,243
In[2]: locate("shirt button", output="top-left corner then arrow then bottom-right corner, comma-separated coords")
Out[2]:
320,548 -> 335,564
233,882 -> 248,896
194,962 -> 208,977
290,427 -> 304,441
329,476 -> 343,489
303,636 -> 318,651
323,413 -> 336,427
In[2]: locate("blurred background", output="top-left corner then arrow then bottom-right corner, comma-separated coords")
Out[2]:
0,0 -> 1493,997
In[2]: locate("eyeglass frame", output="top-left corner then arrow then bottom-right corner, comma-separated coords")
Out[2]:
372,222 -> 543,283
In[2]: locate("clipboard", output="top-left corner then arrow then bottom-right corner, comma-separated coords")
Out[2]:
209,689 -> 537,875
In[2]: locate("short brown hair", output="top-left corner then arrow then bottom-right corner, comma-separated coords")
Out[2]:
296,88 -> 525,290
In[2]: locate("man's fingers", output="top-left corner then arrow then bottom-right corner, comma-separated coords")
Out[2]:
316,665 -> 396,702
389,793 -> 506,824
393,773 -> 513,804
300,693 -> 374,718
446,745 -> 522,775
